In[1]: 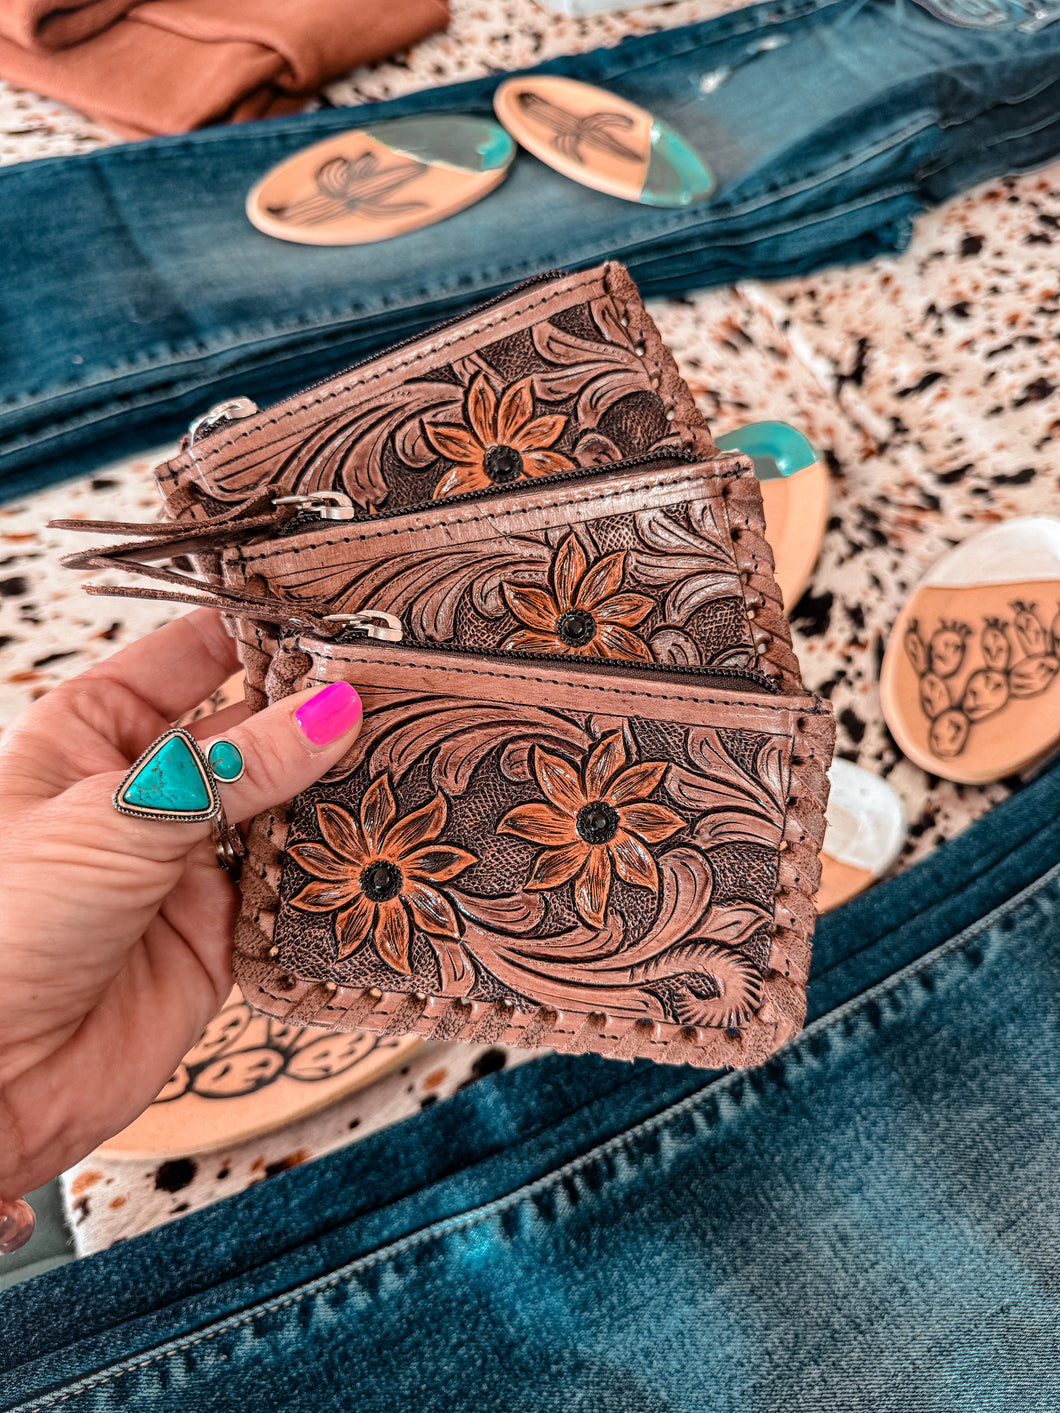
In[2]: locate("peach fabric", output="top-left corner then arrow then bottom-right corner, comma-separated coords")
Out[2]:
0,0 -> 450,138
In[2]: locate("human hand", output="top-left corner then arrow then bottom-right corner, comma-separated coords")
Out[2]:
0,610 -> 361,1204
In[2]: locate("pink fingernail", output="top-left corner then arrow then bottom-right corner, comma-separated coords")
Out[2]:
295,682 -> 362,746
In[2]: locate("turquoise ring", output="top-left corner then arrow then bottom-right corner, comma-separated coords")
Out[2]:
113,728 -> 247,877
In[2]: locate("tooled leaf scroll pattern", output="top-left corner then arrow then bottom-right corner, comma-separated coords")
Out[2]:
211,296 -> 686,512
279,699 -> 788,1031
251,510 -> 754,669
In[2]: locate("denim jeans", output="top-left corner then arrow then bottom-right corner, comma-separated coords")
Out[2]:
2,0 -> 1060,499
1,755 -> 1058,1411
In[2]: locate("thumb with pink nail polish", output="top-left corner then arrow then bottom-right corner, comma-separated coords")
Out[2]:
193,681 -> 364,830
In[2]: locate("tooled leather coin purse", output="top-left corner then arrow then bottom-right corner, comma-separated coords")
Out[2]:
61,262 -> 835,1070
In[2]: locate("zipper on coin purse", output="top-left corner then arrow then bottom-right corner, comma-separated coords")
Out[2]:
52,444 -> 706,594
267,444 -> 699,534
292,626 -> 782,699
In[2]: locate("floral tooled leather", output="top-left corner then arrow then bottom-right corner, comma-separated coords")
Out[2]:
236,640 -> 834,1073
157,264 -> 713,521
423,373 -> 574,498
279,708 -> 786,1027
288,783 -> 477,973
500,533 -> 654,661
227,463 -> 764,673
498,732 -> 684,925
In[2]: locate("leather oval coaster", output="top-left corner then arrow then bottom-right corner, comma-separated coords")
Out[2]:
881,517 -> 1060,784
818,760 -> 907,912
493,75 -> 714,207
247,115 -> 515,245
758,463 -> 829,611
715,423 -> 829,610
99,989 -> 420,1159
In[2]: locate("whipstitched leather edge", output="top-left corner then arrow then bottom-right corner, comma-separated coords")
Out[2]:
718,469 -> 804,694
231,694 -> 833,1071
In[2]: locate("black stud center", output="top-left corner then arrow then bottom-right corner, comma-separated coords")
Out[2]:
576,801 -> 619,845
556,609 -> 597,647
483,444 -> 524,483
360,860 -> 403,902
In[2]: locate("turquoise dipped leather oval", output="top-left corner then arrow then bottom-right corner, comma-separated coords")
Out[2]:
247,116 -> 515,246
642,122 -> 715,207
716,422 -> 818,481
494,76 -> 714,210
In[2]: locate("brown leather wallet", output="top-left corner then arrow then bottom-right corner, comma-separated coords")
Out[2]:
236,637 -> 833,1070
154,261 -> 716,530
219,450 -> 803,709
54,260 -> 833,1069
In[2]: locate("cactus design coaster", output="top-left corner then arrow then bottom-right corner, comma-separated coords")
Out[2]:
881,518 -> 1060,784
99,988 -> 420,1159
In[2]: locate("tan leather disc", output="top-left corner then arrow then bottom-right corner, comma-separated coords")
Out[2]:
247,115 -> 515,245
99,989 -> 420,1159
881,517 -> 1060,784
817,855 -> 875,913
758,459 -> 830,610
493,75 -> 714,207
818,760 -> 907,912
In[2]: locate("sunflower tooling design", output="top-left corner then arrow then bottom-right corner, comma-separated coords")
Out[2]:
288,781 -> 476,974
279,700 -> 791,1032
423,372 -> 574,497
498,733 -> 683,927
231,497 -> 757,674
501,533 -> 654,661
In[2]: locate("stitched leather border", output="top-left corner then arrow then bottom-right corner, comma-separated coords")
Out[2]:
719,469 -> 803,693
231,665 -> 833,1070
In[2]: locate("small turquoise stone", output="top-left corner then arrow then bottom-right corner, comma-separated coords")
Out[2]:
208,740 -> 244,782
121,734 -> 212,814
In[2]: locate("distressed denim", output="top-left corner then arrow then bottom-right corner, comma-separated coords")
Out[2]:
1,756 -> 1058,1412
2,0 -> 1060,498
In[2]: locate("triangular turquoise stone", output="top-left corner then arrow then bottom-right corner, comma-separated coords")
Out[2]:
120,733 -> 213,815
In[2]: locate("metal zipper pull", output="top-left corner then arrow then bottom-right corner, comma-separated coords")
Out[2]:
187,397 -> 259,444
273,491 -> 357,521
322,610 -> 404,641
